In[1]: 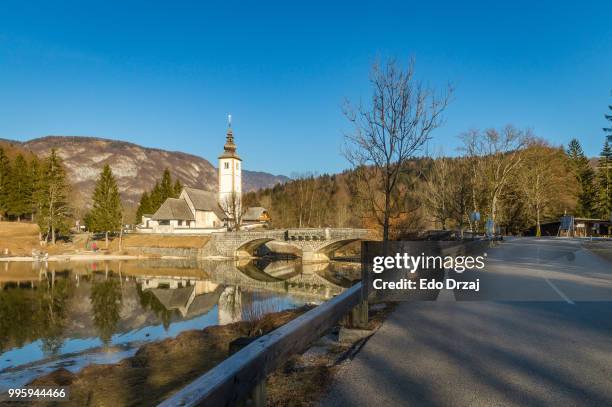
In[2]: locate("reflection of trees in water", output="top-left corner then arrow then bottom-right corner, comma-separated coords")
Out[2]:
0,272 -> 74,355
218,286 -> 242,325
90,276 -> 123,345
0,287 -> 37,352
240,290 -> 284,322
37,276 -> 73,355
136,284 -> 175,331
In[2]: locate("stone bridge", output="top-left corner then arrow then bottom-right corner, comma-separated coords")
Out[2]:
201,228 -> 370,262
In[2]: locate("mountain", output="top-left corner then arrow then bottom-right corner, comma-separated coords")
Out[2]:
2,136 -> 289,209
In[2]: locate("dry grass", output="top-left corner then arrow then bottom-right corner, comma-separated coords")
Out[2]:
0,221 -> 40,256
266,302 -> 397,406
109,234 -> 210,250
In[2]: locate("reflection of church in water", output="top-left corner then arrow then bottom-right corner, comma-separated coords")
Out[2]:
139,277 -> 243,324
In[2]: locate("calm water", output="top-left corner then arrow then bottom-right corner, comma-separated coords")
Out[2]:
0,258 -> 358,390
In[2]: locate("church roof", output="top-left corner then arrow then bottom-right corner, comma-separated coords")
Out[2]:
183,187 -> 225,219
148,286 -> 194,310
152,198 -> 195,221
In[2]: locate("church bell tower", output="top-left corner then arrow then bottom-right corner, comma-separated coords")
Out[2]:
218,115 -> 242,217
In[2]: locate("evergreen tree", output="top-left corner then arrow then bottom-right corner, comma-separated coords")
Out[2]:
29,156 -> 43,223
566,139 -> 596,217
149,182 -> 163,212
604,92 -> 612,141
159,168 -> 174,199
135,191 -> 152,224
173,178 -> 183,197
7,154 -> 33,221
135,169 -> 180,222
596,140 -> 612,218
0,148 -> 11,220
37,149 -> 71,244
89,165 -> 123,247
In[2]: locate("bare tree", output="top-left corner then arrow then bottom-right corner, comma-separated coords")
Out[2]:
460,125 -> 528,227
290,172 -> 316,228
423,156 -> 456,230
221,191 -> 245,231
343,58 -> 452,241
519,140 -> 567,237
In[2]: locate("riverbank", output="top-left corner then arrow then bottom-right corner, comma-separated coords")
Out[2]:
0,253 -> 148,262
19,300 -> 395,407
26,306 -> 313,406
0,222 -> 214,260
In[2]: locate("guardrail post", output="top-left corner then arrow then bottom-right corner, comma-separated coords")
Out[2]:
250,380 -> 266,407
349,299 -> 369,329
231,337 -> 267,407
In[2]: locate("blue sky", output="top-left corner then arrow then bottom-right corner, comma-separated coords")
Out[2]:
1,1 -> 610,176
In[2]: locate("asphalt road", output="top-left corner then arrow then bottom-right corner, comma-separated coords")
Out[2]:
320,238 -> 612,406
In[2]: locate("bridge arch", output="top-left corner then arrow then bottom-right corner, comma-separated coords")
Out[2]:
235,238 -> 302,258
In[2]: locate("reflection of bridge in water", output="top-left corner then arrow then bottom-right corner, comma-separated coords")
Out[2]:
131,259 -> 353,323
135,260 -> 350,323
136,259 -> 347,301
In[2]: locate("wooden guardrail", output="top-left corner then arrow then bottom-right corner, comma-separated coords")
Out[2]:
158,283 -> 365,407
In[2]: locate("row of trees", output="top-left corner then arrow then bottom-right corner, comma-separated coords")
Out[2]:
244,173 -> 358,229
566,137 -> 612,220
423,132 -> 575,237
0,149 -> 72,243
0,147 -> 125,244
0,145 -> 186,244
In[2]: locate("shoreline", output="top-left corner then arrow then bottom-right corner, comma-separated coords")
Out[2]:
0,253 -> 169,262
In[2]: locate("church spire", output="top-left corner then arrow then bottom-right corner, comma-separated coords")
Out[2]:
219,114 -> 241,160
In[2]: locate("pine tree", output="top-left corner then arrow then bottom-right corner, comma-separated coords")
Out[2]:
604,92 -> 612,141
149,182 -> 163,213
159,168 -> 174,200
596,140 -> 612,219
135,191 -> 151,224
38,149 -> 71,244
29,156 -> 43,224
173,178 -> 183,197
7,154 -> 33,221
135,169 -> 179,222
0,148 -> 11,220
89,165 -> 123,248
566,139 -> 597,217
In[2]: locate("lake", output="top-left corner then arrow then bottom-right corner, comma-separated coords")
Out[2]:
0,258 -> 358,391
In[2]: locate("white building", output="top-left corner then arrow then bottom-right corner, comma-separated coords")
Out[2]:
138,119 -> 268,234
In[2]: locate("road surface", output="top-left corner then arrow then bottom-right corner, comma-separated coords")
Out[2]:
320,238 -> 612,406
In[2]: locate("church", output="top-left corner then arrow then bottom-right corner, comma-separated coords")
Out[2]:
138,119 -> 270,234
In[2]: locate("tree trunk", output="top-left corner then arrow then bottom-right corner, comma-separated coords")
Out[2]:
383,188 -> 391,242
51,226 -> 56,244
105,231 -> 109,249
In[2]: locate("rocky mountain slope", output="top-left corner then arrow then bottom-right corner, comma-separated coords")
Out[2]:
1,136 -> 288,208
